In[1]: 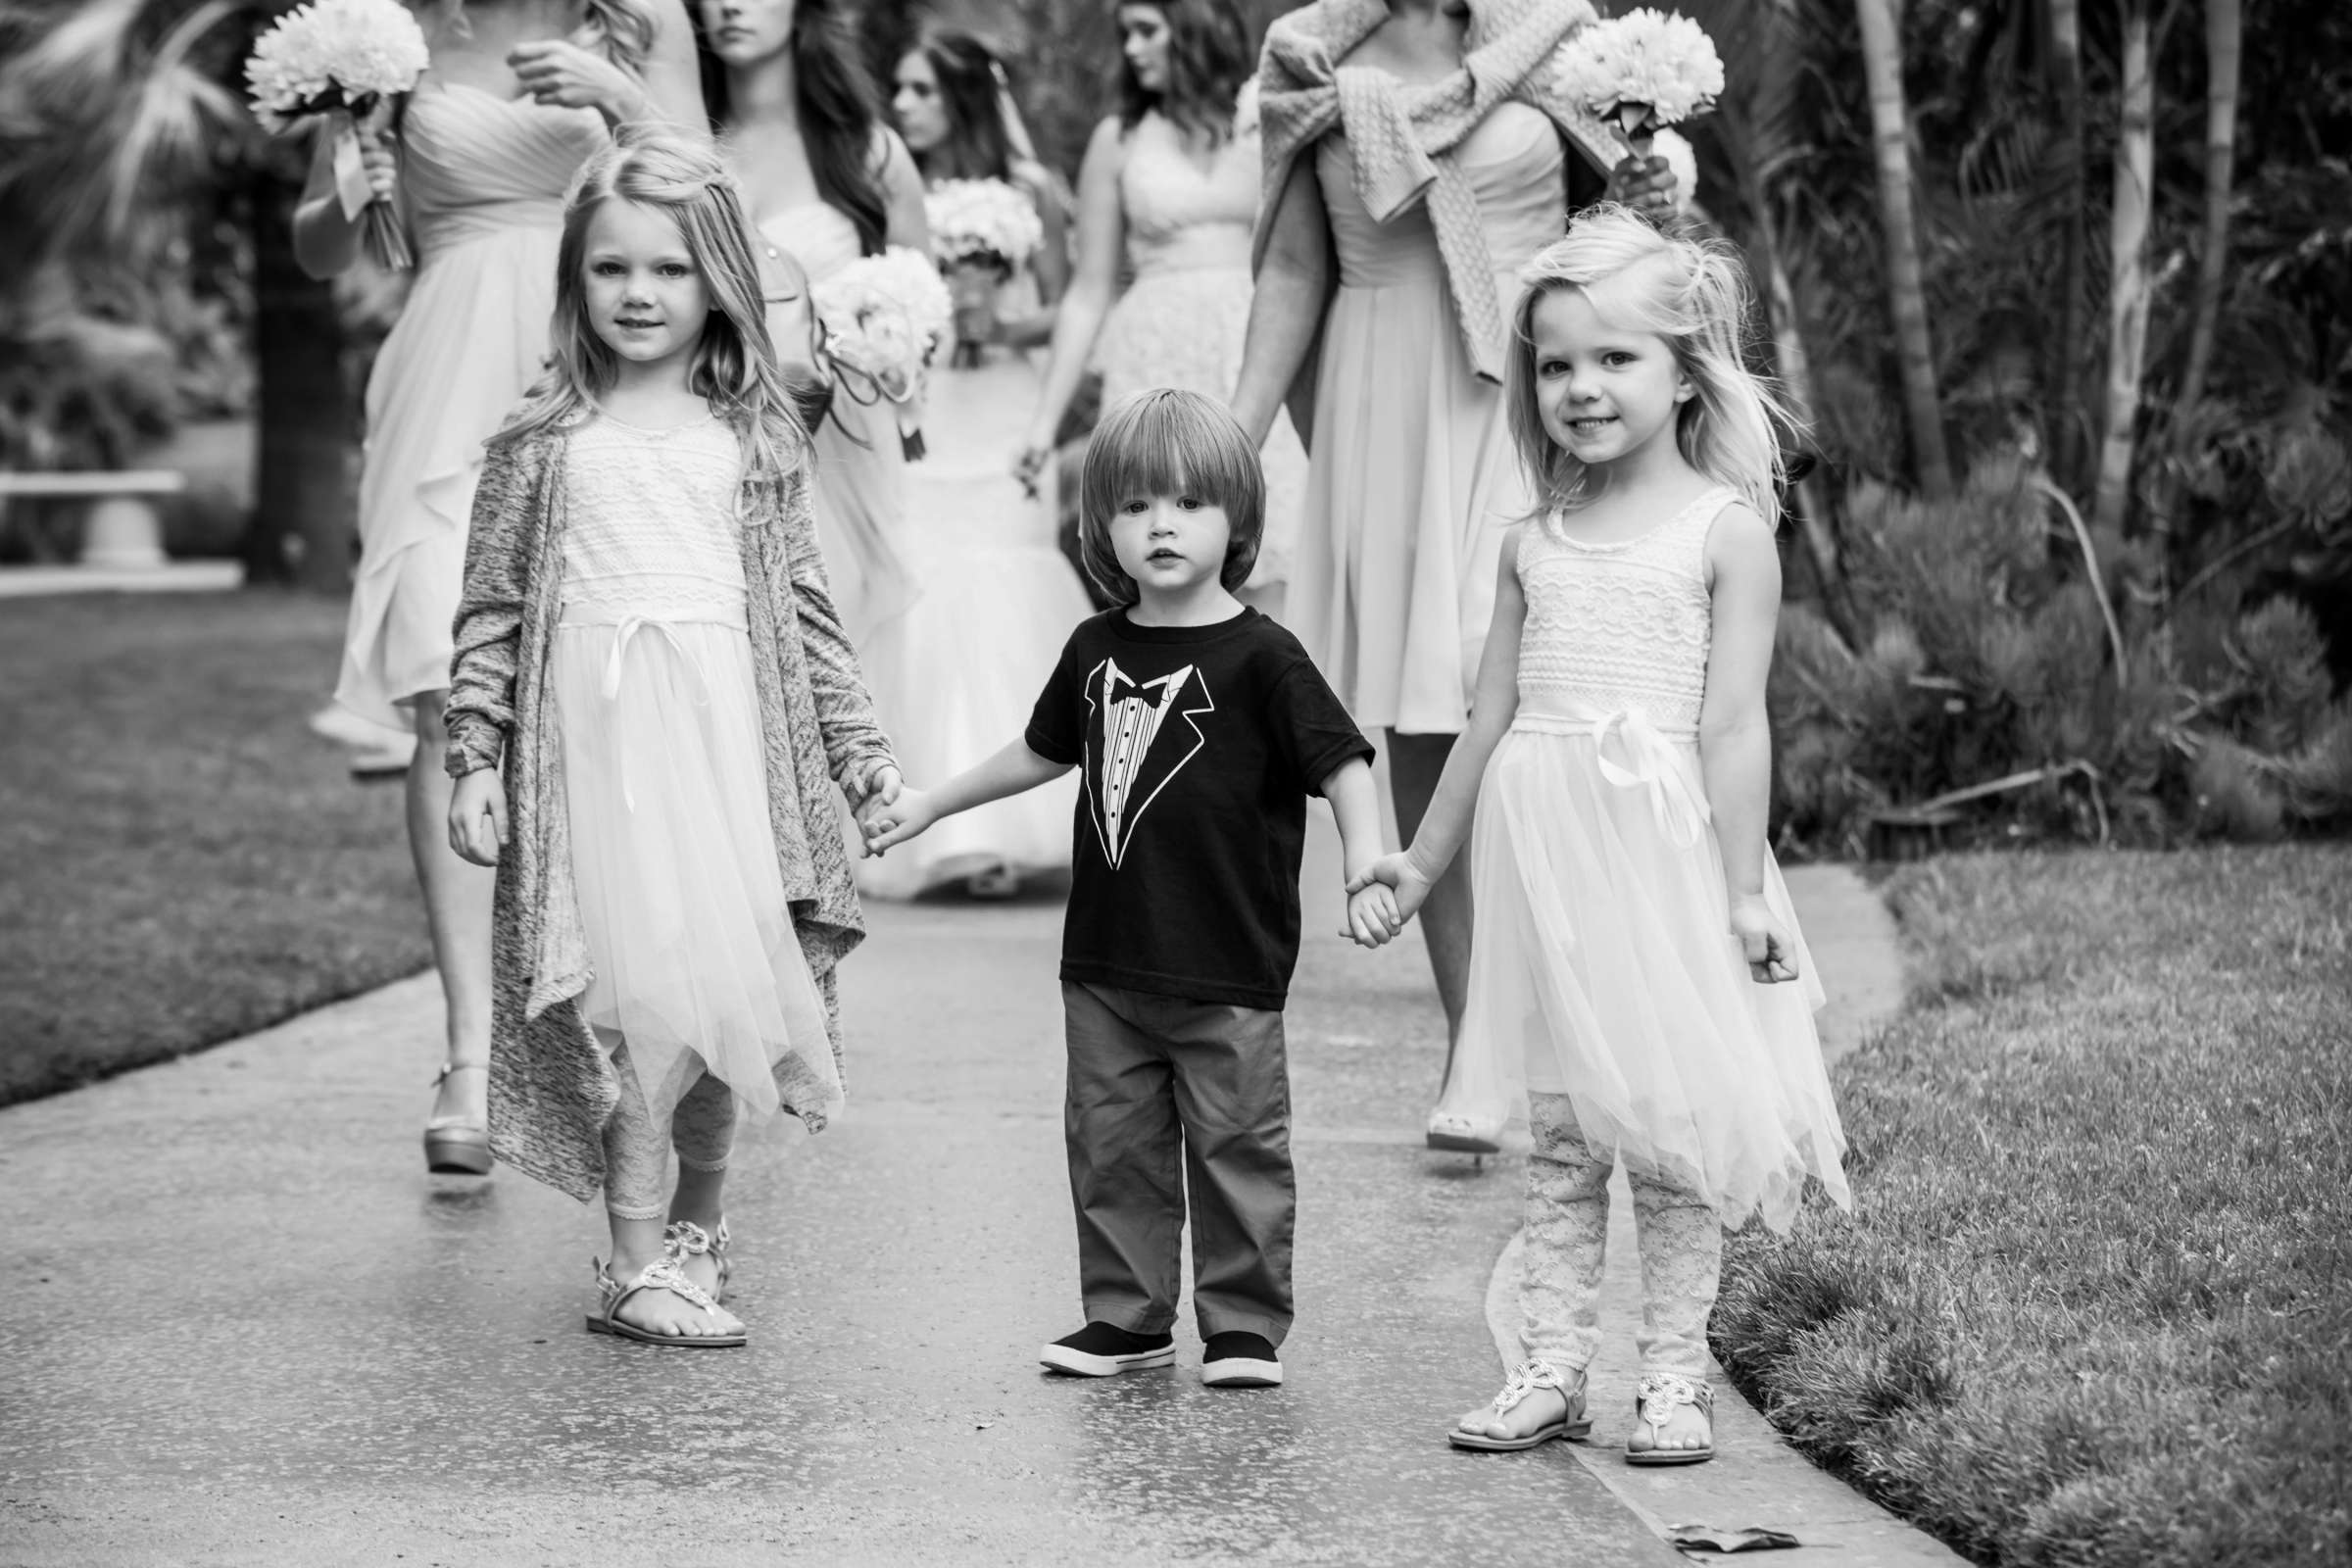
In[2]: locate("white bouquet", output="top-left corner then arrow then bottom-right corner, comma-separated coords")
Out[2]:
923,178 -> 1046,273
811,246 -> 955,405
1551,8 -> 1724,152
245,0 -> 430,269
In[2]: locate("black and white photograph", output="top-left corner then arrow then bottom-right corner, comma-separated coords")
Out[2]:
1,0 -> 2345,1561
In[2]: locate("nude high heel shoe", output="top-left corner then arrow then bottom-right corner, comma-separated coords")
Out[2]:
423,1063 -> 492,1175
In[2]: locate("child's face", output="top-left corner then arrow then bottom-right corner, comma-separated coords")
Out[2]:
1108,485 -> 1232,600
582,200 -> 711,376
1530,281 -> 1692,469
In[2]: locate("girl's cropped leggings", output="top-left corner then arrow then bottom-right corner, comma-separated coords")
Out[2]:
1519,1092 -> 1721,1379
602,1044 -> 736,1220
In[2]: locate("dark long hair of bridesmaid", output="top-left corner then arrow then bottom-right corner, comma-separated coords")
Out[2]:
696,0 -> 891,255
903,30 -> 1016,183
1114,0 -> 1252,147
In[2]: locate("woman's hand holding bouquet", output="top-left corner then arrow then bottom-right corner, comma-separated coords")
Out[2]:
923,179 -> 1047,366
246,0 -> 431,269
1551,8 -> 1724,219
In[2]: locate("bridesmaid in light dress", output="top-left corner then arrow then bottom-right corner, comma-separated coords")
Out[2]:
697,0 -> 930,647
1230,0 -> 1672,1152
293,0 -> 704,1173
1013,0 -> 1305,613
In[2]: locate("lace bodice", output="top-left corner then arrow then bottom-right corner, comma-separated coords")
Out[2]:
559,416 -> 748,627
1514,487 -> 1735,735
1120,111 -> 1259,278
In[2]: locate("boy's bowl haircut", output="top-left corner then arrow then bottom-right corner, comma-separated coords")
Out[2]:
1078,388 -> 1265,605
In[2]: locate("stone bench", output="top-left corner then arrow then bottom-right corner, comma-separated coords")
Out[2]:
0,469 -> 188,569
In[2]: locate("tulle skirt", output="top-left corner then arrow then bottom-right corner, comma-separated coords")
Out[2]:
553,616 -> 844,1132
1441,711 -> 1851,1232
856,350 -> 1090,900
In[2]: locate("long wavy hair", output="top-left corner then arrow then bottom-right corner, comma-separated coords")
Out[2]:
696,0 -> 890,255
901,29 -> 1015,182
1079,389 -> 1264,604
434,0 -> 654,73
493,128 -> 807,500
1113,0 -> 1252,147
1503,205 -> 1796,531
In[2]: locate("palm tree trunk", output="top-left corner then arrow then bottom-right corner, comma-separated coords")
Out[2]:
2089,1 -> 2156,570
1853,0 -> 1954,497
2045,0 -> 2088,485
2174,0 -> 2241,415
244,171 -> 357,592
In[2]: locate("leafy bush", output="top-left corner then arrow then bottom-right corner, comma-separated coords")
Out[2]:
1771,447 -> 2352,851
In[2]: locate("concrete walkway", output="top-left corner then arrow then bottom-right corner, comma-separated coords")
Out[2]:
1,825 -> 1948,1565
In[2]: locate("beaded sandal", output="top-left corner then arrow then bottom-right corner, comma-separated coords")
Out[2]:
1627,1372 -> 1715,1466
662,1218 -> 732,1302
1449,1360 -> 1592,1451
586,1256 -> 745,1348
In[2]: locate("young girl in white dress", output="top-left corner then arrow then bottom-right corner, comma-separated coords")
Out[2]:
1349,209 -> 1850,1462
445,129 -> 899,1348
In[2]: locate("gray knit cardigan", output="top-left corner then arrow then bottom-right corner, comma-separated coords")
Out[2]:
444,421 -> 896,1203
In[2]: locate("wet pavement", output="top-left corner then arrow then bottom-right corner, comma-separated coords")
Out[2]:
2,819 -> 1708,1566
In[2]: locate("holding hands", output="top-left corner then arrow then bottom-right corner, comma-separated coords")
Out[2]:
1342,852 -> 1434,949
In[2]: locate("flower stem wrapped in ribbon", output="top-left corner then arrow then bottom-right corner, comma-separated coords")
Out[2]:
922,177 -> 1046,366
1550,8 -> 1724,161
245,0 -> 430,270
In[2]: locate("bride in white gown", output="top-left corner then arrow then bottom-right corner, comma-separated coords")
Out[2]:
861,28 -> 1094,900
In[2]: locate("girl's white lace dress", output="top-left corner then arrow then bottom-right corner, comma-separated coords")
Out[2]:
1444,487 -> 1850,1230
551,414 -> 842,1130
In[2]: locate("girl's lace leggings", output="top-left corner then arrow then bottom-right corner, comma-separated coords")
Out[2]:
1519,1092 -> 1721,1379
602,1044 -> 736,1221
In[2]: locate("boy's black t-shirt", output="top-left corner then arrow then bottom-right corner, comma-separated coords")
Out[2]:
1024,607 -> 1374,1010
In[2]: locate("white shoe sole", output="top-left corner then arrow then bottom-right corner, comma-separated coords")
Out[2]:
1039,1342 -> 1176,1377
1200,1356 -> 1285,1388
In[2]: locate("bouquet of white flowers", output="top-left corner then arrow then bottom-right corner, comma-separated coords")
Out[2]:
812,247 -> 955,407
1551,8 -> 1724,154
246,0 -> 431,270
924,178 -> 1046,362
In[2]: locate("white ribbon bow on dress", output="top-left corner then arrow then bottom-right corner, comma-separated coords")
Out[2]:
1589,709 -> 1711,850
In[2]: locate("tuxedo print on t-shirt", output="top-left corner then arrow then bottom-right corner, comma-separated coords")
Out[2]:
1084,658 -> 1210,868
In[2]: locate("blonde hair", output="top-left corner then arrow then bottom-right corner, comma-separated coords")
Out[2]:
1078,389 -> 1264,605
494,126 -> 807,498
1503,205 -> 1795,531
436,1 -> 655,74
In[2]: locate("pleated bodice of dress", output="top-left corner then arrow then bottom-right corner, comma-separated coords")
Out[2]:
1119,112 -> 1258,279
401,78 -> 605,265
1514,488 -> 1732,737
1317,100 -> 1564,293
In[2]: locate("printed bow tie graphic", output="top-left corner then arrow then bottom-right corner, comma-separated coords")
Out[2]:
1106,669 -> 1172,708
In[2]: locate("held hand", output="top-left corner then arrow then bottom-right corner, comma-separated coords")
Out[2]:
353,115 -> 397,204
1346,852 -> 1436,929
1730,895 -> 1799,984
447,768 -> 509,867
859,785 -> 937,857
1344,881 -> 1403,948
1606,152 -> 1677,220
507,39 -> 641,122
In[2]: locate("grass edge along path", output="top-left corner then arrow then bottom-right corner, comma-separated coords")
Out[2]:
1,591 -> 430,1105
1710,846 -> 2351,1568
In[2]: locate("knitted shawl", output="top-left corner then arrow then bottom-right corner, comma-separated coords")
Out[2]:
444,424 -> 897,1203
1252,0 -> 1616,420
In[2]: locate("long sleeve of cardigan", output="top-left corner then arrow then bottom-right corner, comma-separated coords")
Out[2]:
443,437 -> 535,777
778,466 -> 896,804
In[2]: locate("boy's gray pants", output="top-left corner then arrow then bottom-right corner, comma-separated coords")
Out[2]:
1061,981 -> 1296,1346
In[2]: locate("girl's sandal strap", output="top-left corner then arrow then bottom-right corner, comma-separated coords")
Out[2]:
589,1256 -> 743,1348
1493,1359 -> 1579,1416
1629,1372 -> 1714,1465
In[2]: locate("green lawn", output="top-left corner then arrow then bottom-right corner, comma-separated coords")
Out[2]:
1713,847 -> 2352,1568
0,591 -> 429,1105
